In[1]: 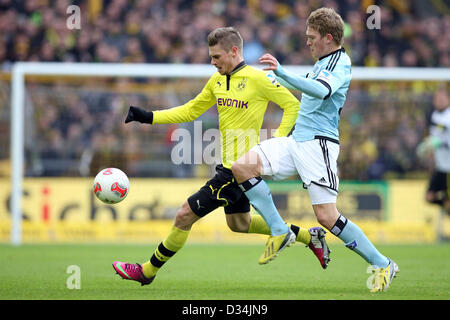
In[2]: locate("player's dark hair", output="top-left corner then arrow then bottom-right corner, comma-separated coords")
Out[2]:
307,8 -> 345,45
207,27 -> 243,53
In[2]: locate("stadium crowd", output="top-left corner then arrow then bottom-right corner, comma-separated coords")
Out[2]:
0,0 -> 448,180
0,0 -> 449,68
4,75 -> 443,181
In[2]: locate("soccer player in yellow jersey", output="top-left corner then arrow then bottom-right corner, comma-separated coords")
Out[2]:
113,27 -> 330,286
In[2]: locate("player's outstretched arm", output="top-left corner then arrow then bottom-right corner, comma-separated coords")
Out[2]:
125,106 -> 153,124
259,53 -> 329,99
130,75 -> 216,125
276,65 -> 330,99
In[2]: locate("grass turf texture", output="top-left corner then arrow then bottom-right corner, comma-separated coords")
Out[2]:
0,243 -> 449,300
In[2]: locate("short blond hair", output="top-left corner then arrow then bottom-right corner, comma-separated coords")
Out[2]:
307,8 -> 345,45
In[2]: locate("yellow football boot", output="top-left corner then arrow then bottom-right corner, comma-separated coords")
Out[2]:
258,229 -> 296,265
370,259 -> 400,292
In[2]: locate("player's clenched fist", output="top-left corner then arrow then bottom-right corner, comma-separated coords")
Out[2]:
125,106 -> 153,124
259,53 -> 279,71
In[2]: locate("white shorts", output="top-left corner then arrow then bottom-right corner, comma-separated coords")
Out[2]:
252,136 -> 340,205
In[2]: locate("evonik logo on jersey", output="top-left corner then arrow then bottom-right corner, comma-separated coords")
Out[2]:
217,98 -> 248,109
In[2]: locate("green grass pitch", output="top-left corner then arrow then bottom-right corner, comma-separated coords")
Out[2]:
0,242 -> 449,300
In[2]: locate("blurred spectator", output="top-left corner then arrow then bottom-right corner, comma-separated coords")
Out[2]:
0,0 -> 449,180
0,0 -> 449,68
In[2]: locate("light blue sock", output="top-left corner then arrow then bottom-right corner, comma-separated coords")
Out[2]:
242,179 -> 289,236
331,214 -> 389,268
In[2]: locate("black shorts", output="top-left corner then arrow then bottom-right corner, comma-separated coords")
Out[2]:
187,165 -> 250,217
428,171 -> 450,197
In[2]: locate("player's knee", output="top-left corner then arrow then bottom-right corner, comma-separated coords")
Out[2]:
232,152 -> 261,183
231,160 -> 246,181
315,212 -> 329,228
174,201 -> 198,230
313,205 -> 336,230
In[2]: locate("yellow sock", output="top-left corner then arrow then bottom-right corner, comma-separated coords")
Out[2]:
248,214 -> 271,235
287,223 -> 311,245
142,225 -> 190,278
248,215 -> 311,245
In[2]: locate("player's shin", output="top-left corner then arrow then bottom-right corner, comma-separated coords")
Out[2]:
239,177 -> 289,236
142,225 -> 190,278
330,214 -> 389,268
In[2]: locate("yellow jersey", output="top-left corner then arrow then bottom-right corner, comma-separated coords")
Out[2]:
153,62 -> 300,169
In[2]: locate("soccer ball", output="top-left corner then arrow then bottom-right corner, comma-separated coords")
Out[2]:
93,168 -> 129,204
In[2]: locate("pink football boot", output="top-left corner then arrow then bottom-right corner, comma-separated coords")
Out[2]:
112,261 -> 155,286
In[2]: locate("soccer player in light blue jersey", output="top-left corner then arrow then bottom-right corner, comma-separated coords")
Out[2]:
232,7 -> 399,292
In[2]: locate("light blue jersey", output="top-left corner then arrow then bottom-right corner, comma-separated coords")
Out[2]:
261,48 -> 391,270
274,48 -> 352,142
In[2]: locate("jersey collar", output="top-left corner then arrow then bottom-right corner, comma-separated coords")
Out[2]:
229,61 -> 247,75
224,61 -> 246,91
319,47 -> 345,61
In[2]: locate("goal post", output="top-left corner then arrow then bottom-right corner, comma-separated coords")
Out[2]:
10,62 -> 219,245
9,62 -> 450,245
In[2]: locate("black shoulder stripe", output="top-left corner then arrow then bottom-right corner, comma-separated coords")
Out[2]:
325,52 -> 338,70
327,50 -> 341,72
326,51 -> 337,71
332,50 -> 342,71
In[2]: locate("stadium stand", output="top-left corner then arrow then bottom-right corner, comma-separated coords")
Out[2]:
0,0 -> 448,179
